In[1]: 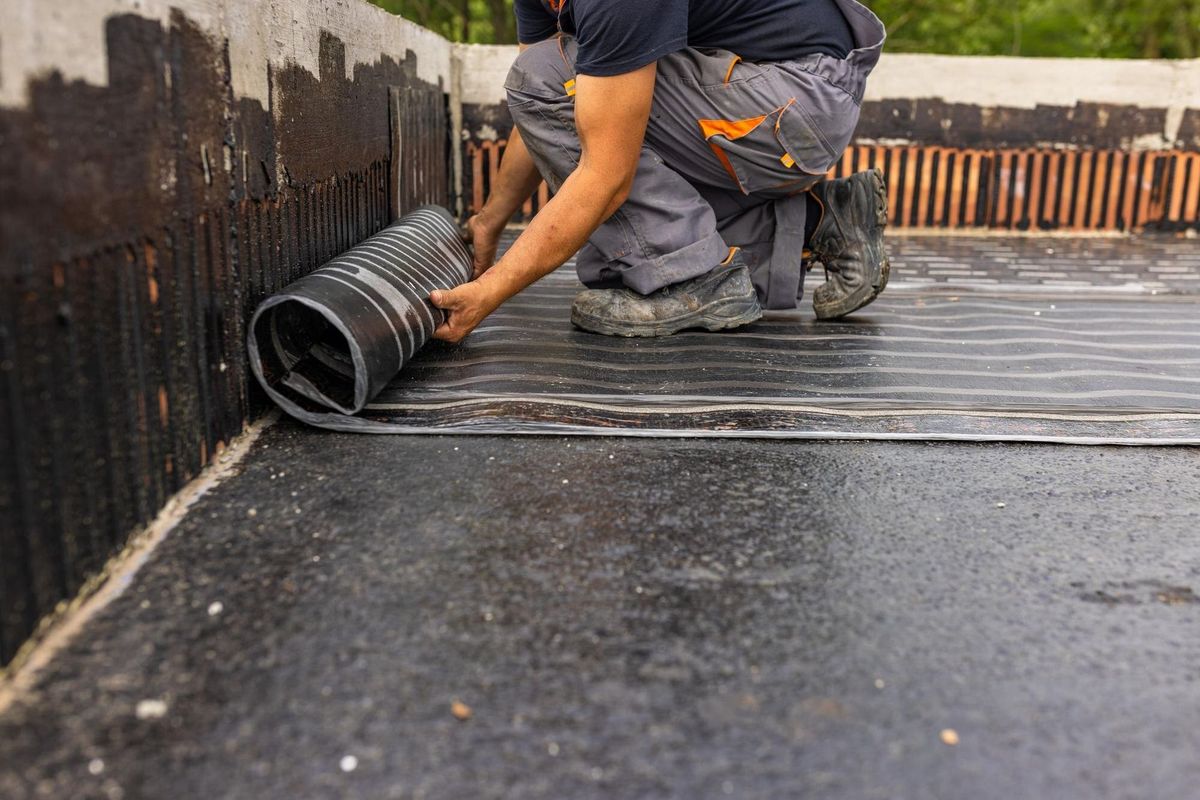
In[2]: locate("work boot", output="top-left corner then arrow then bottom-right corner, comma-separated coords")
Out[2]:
809,168 -> 891,320
571,253 -> 762,337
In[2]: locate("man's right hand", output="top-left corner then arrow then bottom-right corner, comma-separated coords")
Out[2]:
463,213 -> 504,279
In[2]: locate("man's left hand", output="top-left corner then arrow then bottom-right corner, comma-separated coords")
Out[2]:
430,281 -> 503,343
463,213 -> 504,279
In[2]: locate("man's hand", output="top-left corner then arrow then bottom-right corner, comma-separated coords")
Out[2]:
463,213 -> 504,279
429,280 -> 504,343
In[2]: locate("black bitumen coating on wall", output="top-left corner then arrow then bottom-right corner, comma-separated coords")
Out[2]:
0,10 -> 452,663
463,98 -> 1200,154
856,99 -> 1187,151
1,424 -> 1199,799
1177,108 -> 1200,149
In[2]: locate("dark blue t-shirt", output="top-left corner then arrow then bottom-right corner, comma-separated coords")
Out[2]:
514,0 -> 855,77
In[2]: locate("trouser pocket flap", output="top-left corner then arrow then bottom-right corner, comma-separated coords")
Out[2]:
699,100 -> 836,194
773,99 -> 838,176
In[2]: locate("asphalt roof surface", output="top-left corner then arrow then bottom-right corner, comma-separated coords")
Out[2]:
2,423 -> 1199,799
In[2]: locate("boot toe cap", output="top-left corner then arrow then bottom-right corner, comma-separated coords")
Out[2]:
572,289 -> 657,325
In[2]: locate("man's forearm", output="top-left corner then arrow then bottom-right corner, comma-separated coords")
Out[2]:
476,162 -> 630,303
430,64 -> 654,343
477,128 -> 544,233
430,163 -> 628,343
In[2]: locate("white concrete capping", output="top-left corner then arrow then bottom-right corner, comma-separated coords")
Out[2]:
454,44 -> 518,106
0,0 -> 454,109
866,54 -> 1200,111
455,44 -> 1200,143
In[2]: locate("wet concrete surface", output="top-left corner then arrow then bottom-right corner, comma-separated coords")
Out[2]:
2,422 -> 1199,799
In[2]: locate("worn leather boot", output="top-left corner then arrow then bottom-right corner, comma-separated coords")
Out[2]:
809,168 -> 890,320
571,253 -> 762,337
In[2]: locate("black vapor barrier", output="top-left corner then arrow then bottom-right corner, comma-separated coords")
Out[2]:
249,206 -> 471,429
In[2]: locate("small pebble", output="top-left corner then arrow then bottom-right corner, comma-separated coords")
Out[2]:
247,508 -> 257,518
547,741 -> 560,756
940,728 -> 960,746
88,758 -> 105,776
874,678 -> 885,689
135,699 -> 168,720
207,601 -> 223,617
339,755 -> 358,772
995,502 -> 1006,509
451,700 -> 472,720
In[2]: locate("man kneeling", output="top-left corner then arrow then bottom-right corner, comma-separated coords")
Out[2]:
431,0 -> 890,341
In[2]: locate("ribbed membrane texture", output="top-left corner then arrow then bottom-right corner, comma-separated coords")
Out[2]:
248,206 -> 472,426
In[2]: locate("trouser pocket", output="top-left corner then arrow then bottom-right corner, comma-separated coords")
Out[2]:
699,98 -> 838,194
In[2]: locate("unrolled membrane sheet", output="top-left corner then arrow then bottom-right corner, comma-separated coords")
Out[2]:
252,220 -> 1200,444
248,206 -> 472,429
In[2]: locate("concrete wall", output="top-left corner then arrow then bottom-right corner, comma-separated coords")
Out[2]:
0,0 -> 457,664
862,55 -> 1200,151
457,46 -> 1200,150
456,46 -> 1200,232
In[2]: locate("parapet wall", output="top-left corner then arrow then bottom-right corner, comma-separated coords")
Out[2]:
458,46 -> 1200,232
0,0 -> 456,664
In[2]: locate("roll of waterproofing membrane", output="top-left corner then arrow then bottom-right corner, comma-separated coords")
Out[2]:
248,205 -> 471,428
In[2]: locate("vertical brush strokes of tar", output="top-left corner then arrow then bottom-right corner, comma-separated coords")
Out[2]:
0,11 -> 452,663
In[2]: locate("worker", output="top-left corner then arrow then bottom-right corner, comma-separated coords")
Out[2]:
430,0 -> 888,341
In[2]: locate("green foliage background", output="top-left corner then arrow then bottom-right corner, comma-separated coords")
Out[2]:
371,0 -> 1199,58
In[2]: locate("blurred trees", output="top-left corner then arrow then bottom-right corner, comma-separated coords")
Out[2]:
870,0 -> 1198,58
372,0 -> 515,44
371,0 -> 1200,58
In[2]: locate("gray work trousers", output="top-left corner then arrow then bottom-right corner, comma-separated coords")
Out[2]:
503,0 -> 885,310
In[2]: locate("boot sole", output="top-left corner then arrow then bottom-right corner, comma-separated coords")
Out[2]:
571,295 -> 764,338
813,169 -> 890,320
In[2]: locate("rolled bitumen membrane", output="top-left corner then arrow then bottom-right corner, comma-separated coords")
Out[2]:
248,205 -> 472,429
